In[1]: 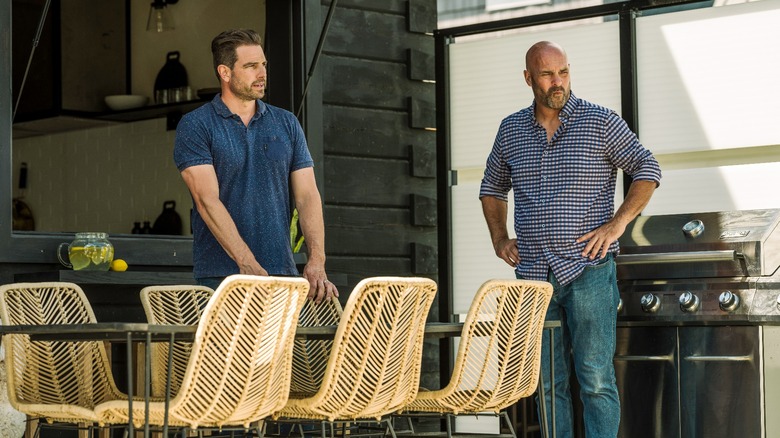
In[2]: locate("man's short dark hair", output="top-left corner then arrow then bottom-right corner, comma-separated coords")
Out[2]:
211,29 -> 263,80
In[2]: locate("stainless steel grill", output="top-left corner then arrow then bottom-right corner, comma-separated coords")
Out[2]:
613,209 -> 780,438
616,208 -> 780,324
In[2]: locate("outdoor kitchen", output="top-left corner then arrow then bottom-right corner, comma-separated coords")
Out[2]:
615,209 -> 780,437
439,0 -> 780,437
1,0 -> 779,437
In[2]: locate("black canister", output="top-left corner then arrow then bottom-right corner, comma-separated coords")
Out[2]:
152,200 -> 183,235
154,51 -> 189,103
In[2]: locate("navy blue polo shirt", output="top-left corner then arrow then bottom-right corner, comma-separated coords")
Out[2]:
174,95 -> 314,278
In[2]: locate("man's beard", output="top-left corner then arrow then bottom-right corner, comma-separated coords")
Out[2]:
543,86 -> 569,109
230,79 -> 265,101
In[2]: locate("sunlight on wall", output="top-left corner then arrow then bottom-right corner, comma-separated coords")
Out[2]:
638,0 -> 780,153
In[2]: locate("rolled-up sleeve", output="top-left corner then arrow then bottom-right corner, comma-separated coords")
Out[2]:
479,122 -> 512,201
605,111 -> 662,187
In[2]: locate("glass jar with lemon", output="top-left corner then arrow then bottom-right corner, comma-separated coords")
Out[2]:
57,232 -> 114,271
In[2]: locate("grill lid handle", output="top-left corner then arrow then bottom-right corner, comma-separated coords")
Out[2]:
616,250 -> 740,265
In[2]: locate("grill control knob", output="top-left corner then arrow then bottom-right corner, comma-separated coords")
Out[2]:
682,219 -> 705,238
679,291 -> 700,312
718,291 -> 740,312
640,294 -> 660,313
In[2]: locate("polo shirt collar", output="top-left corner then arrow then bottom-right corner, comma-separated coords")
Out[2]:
210,93 -> 268,120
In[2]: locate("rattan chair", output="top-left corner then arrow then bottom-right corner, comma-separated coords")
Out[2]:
272,276 -> 438,438
94,275 -> 309,431
139,284 -> 214,398
0,282 -> 125,427
289,296 -> 343,397
397,279 -> 553,438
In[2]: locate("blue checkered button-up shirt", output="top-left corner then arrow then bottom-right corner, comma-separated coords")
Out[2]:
479,93 -> 662,286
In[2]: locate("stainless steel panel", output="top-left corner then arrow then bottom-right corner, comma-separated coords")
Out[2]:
679,326 -> 761,438
614,327 -> 679,438
765,326 -> 780,437
617,209 -> 780,279
617,278 -> 758,324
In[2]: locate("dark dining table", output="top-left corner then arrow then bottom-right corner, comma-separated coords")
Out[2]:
0,322 -> 197,438
0,320 -> 559,438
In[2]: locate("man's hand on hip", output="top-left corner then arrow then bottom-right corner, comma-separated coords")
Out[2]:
577,220 -> 626,260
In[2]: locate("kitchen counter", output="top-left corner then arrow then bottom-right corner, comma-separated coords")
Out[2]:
13,270 -> 197,323
14,270 -> 196,286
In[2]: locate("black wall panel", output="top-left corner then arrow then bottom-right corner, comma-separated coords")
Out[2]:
311,0 -> 437,296
323,106 -> 433,158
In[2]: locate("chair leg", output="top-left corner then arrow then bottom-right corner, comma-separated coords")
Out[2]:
258,421 -> 266,438
445,414 -> 454,438
389,415 -> 414,435
500,411 -> 518,438
406,417 -> 415,435
382,418 -> 397,438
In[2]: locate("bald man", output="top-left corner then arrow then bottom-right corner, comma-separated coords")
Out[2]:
480,41 -> 661,437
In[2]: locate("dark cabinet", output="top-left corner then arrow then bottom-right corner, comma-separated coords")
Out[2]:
12,0 -> 126,122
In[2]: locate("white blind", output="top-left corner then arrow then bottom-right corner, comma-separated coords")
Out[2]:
451,181 -> 516,314
642,163 -> 779,215
449,20 -> 622,170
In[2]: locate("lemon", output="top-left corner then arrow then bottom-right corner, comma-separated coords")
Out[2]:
90,247 -> 108,265
69,251 -> 91,270
110,259 -> 128,272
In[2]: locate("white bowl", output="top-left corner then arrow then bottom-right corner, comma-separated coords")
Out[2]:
104,94 -> 148,111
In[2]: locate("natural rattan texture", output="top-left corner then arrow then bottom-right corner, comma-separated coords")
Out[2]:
139,285 -> 215,397
95,275 -> 309,429
277,277 -> 437,423
290,296 -> 343,397
402,279 -> 553,416
0,282 -> 125,424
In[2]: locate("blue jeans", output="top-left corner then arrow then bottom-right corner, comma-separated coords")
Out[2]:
525,254 -> 620,438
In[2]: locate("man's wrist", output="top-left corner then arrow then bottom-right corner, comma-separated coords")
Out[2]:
306,250 -> 326,266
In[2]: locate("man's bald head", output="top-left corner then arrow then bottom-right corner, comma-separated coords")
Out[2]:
525,41 -> 568,71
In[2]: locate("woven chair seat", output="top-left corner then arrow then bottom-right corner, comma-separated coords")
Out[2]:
289,296 -> 343,398
398,279 -> 553,438
95,275 -> 309,430
139,285 -> 215,398
403,279 -> 553,416
276,277 -> 437,424
0,282 -> 126,425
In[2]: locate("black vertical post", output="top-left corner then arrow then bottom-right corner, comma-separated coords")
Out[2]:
619,6 -> 639,196
265,0 -> 325,196
264,1 -> 296,113
434,30 -> 454,379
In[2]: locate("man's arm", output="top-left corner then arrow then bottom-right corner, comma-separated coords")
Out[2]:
291,167 -> 338,302
577,179 -> 657,259
481,196 -> 519,268
180,164 -> 268,275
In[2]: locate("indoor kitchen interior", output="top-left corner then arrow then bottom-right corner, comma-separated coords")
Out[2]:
1,0 -> 780,437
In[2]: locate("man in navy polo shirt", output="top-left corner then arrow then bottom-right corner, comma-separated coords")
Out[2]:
174,29 -> 338,303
